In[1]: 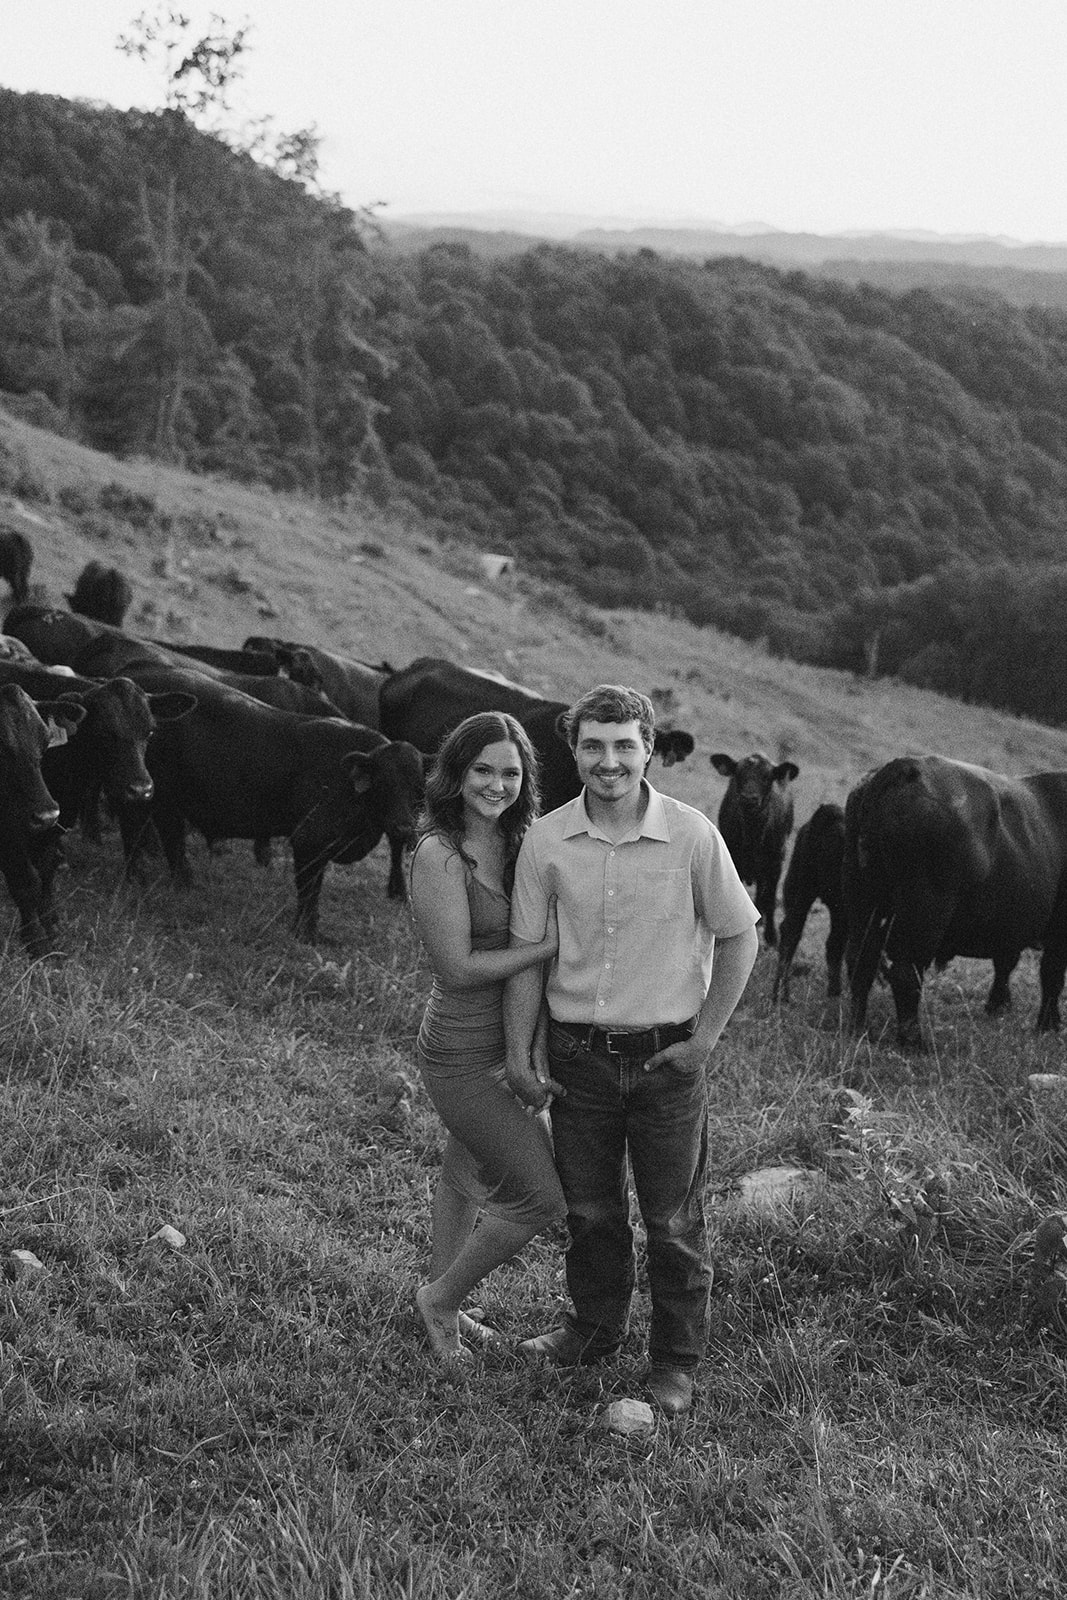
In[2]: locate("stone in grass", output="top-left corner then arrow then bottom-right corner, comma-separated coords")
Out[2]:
736,1165 -> 821,1210
10,1249 -> 46,1277
598,1399 -> 655,1437
152,1225 -> 186,1249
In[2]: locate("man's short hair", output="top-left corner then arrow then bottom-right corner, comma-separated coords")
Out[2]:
563,684 -> 656,750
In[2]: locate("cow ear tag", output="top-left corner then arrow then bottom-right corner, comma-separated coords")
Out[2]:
45,720 -> 70,748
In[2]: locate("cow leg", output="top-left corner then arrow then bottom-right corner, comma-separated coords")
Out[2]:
386,831 -> 408,900
29,828 -> 64,948
1,854 -> 53,957
886,960 -> 926,1050
771,890 -> 815,1003
292,848 -> 326,941
985,952 -> 1019,1016
1037,940 -> 1067,1032
146,798 -> 192,887
847,908 -> 888,1035
825,905 -> 847,999
755,869 -> 780,946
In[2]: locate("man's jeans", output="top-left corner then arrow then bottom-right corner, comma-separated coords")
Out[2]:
546,1022 -> 712,1371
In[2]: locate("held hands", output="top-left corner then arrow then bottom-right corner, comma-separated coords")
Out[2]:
505,1054 -> 566,1113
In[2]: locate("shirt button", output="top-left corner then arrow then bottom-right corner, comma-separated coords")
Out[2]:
607,926 -> 615,934
607,890 -> 614,897
597,999 -> 605,1007
604,962 -> 610,969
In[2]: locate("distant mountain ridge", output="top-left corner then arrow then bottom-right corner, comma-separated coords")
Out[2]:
386,212 -> 1067,272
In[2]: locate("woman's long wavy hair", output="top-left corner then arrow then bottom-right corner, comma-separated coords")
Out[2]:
418,711 -> 542,881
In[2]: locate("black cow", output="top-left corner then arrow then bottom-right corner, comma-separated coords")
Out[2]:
111,665 -> 425,936
0,530 -> 33,607
379,657 -> 695,811
0,662 -> 194,835
656,728 -> 696,766
245,636 -> 387,726
3,610 -> 335,718
66,561 -> 134,626
709,751 -> 799,947
0,682 -> 86,955
772,803 -> 846,1003
844,755 -> 1067,1048
153,642 -> 284,678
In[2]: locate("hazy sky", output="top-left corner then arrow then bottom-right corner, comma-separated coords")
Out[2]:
5,1 -> 1066,240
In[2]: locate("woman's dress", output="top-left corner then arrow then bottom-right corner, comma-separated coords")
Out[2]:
416,853 -> 564,1228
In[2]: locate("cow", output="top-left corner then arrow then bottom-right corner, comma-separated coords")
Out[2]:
378,656 -> 695,811
155,641 -> 313,682
3,610 -> 336,716
0,529 -> 33,607
245,636 -> 388,727
0,662 -> 195,836
709,752 -> 799,947
0,682 -> 86,955
109,665 -> 425,936
844,755 -> 1067,1049
772,803 -> 847,1003
656,728 -> 696,766
66,561 -> 134,626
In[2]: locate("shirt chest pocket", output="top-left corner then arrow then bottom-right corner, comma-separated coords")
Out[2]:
636,867 -> 689,922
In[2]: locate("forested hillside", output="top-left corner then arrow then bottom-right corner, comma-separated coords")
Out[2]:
4,87 -> 1067,722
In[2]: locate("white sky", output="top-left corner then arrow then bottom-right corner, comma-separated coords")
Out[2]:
4,1 -> 1066,241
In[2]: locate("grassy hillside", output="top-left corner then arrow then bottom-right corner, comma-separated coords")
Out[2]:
5,401 -> 1067,829
4,408 -> 1067,1598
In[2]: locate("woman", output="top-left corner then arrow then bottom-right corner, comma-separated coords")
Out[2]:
410,711 -> 565,1362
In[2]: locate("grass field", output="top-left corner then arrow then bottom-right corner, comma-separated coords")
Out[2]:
3,407 -> 1067,1597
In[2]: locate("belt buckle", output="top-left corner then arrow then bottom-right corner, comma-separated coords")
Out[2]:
602,1029 -> 625,1056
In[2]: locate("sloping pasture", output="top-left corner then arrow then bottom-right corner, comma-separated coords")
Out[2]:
2,406 -> 1067,1595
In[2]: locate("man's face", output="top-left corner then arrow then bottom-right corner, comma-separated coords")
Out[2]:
573,718 -> 651,807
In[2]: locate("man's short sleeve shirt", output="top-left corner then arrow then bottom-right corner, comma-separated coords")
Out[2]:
510,782 -> 760,1027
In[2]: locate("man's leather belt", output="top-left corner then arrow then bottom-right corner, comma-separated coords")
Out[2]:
553,1017 -> 697,1057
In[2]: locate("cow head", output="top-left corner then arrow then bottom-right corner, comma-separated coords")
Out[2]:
341,739 -> 425,848
0,685 -> 85,832
711,752 -> 799,817
654,728 -> 696,767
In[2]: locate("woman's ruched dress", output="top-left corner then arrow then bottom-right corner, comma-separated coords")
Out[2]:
416,855 -> 564,1229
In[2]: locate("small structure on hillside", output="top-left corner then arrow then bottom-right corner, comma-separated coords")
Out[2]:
477,553 -> 514,582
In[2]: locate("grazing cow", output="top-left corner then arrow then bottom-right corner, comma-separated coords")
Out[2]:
111,665 -> 425,935
66,561 -> 134,626
0,682 -> 86,955
772,803 -> 846,1002
0,529 -> 33,606
155,641 -> 290,679
379,657 -> 695,810
245,636 -> 387,726
844,755 -> 1067,1048
3,610 -> 332,716
0,662 -> 194,833
709,752 -> 799,947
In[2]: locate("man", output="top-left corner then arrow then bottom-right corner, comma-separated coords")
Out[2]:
504,684 -> 759,1417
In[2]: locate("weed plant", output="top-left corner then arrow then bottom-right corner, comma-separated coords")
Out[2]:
2,830 -> 1067,1598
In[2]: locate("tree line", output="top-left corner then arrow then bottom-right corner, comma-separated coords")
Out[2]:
3,86 -> 1067,722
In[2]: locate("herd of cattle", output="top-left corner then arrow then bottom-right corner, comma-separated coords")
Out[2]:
1,541 -> 1067,1054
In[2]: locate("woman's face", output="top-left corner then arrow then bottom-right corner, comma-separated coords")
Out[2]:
461,739 -> 524,824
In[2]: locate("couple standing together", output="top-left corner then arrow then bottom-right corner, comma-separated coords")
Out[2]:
410,684 -> 759,1417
